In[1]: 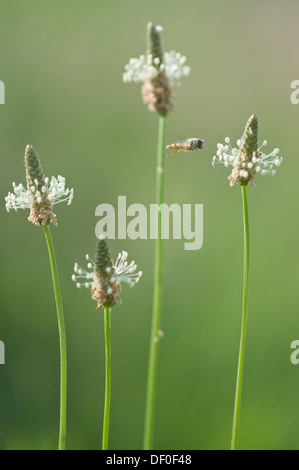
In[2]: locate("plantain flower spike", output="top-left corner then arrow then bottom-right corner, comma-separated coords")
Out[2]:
72,236 -> 142,309
212,114 -> 283,187
123,22 -> 190,115
5,144 -> 74,226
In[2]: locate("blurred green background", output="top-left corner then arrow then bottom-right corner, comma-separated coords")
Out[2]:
0,0 -> 298,450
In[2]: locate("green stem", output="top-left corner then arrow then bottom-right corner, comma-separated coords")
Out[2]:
231,184 -> 250,450
143,114 -> 166,450
102,306 -> 112,450
43,223 -> 67,450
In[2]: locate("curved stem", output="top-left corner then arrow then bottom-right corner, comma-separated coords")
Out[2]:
143,114 -> 166,450
43,223 -> 67,450
231,184 -> 250,450
102,306 -> 112,450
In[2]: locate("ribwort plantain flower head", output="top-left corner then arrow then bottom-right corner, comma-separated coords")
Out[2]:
212,114 -> 283,187
123,22 -> 190,115
5,144 -> 74,226
72,236 -> 142,309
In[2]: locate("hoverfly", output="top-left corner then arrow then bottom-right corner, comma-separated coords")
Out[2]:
166,138 -> 205,155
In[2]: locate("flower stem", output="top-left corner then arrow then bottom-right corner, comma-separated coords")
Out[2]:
43,223 -> 67,450
102,306 -> 112,450
231,184 -> 250,450
143,114 -> 166,450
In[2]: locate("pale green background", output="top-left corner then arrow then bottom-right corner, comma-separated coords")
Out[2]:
0,0 -> 298,450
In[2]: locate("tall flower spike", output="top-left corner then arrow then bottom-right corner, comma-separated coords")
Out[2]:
123,22 -> 190,115
212,114 -> 283,186
5,144 -> 74,226
72,236 -> 142,309
147,22 -> 164,68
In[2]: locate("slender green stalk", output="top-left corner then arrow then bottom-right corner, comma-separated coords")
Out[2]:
231,184 -> 250,450
102,306 -> 112,450
143,114 -> 166,450
43,223 -> 67,450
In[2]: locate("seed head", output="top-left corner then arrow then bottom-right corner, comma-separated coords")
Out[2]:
92,237 -> 121,309
72,236 -> 142,310
212,115 -> 283,187
5,144 -> 74,225
239,114 -> 258,160
24,145 -> 56,225
147,22 -> 164,68
123,22 -> 190,115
